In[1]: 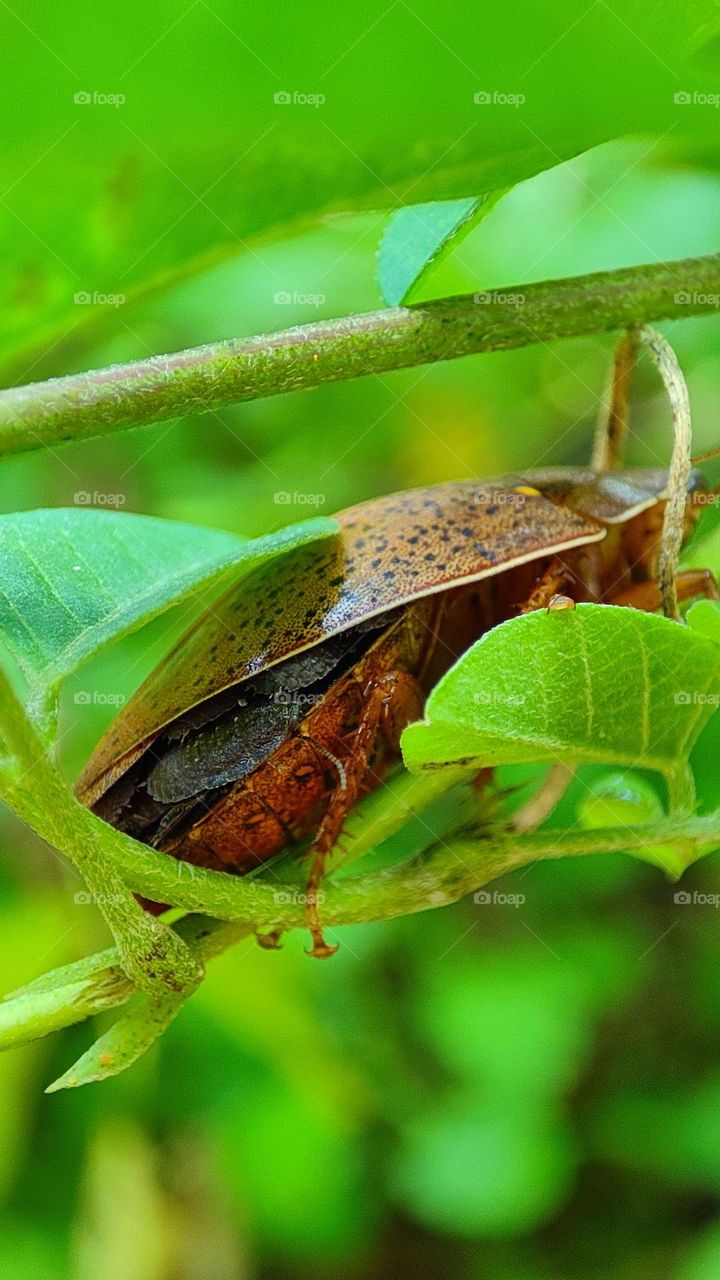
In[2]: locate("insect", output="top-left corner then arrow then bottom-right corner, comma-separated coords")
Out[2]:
76,466 -> 717,957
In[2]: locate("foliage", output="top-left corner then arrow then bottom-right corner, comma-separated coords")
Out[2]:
402,605 -> 719,813
3,0 -> 720,1274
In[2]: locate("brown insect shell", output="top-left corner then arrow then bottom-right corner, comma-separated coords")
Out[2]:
76,468 -> 675,808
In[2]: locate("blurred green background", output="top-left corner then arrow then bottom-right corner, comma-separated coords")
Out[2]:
3,3 -> 720,1277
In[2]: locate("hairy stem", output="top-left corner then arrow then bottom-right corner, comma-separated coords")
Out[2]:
638,325 -> 693,623
117,812 -> 720,925
1,253 -> 719,455
0,668 -> 203,997
3,810 -> 720,1058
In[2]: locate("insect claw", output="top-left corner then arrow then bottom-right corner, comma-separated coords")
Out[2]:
256,928 -> 284,951
305,933 -> 339,959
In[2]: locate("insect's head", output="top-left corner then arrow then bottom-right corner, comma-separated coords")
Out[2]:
608,466 -> 708,594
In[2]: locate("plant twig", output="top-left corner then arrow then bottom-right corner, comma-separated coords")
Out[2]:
3,809 -> 720,1062
0,667 -> 203,997
88,809 -> 720,927
1,254 -> 719,456
637,325 -> 693,622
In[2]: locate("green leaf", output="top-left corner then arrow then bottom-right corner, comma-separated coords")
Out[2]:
0,508 -> 335,699
46,989 -> 188,1091
577,771 -> 664,828
0,917 -> 247,1065
402,605 -> 720,812
378,194 -> 500,306
0,0 -> 713,380
687,598 -> 720,644
0,950 -> 132,1052
576,770 -> 685,876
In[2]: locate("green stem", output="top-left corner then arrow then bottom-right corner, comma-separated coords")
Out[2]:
117,812 -> 720,925
4,811 -> 720,1056
0,668 -> 202,997
2,253 -> 719,456
4,643 -> 719,934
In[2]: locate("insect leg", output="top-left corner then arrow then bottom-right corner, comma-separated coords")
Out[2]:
519,558 -> 578,613
303,669 -> 424,958
592,329 -> 638,472
609,568 -> 719,611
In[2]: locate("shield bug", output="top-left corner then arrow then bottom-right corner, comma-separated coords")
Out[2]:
76,466 -> 717,956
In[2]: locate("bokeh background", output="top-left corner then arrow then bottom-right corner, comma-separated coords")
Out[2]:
3,4 -> 720,1277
